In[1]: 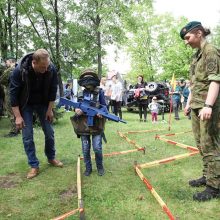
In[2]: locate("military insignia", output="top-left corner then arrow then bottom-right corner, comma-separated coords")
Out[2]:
206,58 -> 217,72
183,28 -> 186,33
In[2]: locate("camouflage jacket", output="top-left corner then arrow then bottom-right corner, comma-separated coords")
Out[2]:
190,41 -> 220,109
0,66 -> 15,87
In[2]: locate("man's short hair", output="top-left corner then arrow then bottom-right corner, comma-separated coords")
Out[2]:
33,49 -> 50,62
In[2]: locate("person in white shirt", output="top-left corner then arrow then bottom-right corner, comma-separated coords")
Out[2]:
110,75 -> 123,119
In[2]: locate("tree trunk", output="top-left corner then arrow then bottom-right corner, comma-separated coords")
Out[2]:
7,1 -> 14,55
97,30 -> 102,78
15,0 -> 19,60
54,0 -> 63,97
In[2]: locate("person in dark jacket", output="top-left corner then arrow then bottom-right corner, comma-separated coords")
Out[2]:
134,75 -> 148,122
9,49 -> 63,179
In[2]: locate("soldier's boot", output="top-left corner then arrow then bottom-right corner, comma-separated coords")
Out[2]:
189,176 -> 206,187
95,153 -> 105,176
84,162 -> 92,176
193,186 -> 220,201
97,165 -> 105,176
84,165 -> 92,176
4,131 -> 20,137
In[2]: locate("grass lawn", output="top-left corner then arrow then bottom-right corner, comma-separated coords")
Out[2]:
0,109 -> 219,220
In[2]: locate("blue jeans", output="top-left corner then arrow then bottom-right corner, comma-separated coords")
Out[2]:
173,99 -> 180,119
21,104 -> 56,168
81,134 -> 103,171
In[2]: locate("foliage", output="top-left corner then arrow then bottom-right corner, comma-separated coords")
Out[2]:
211,24 -> 220,48
124,2 -> 194,83
1,0 -> 220,88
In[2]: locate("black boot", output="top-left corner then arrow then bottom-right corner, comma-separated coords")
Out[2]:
193,186 -> 220,201
189,176 -> 206,187
95,152 -> 104,176
97,167 -> 105,176
4,131 -> 20,137
84,169 -> 92,176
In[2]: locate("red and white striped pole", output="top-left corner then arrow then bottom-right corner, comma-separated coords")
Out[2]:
155,136 -> 198,152
139,151 -> 199,169
77,156 -> 85,220
135,166 -> 176,220
52,209 -> 79,220
80,148 -> 145,160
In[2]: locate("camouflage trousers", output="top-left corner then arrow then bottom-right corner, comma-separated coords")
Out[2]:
191,108 -> 220,189
5,91 -> 17,133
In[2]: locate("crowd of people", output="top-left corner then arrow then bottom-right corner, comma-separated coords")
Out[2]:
0,20 -> 219,202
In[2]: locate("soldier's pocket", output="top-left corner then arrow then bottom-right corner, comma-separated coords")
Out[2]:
214,157 -> 220,176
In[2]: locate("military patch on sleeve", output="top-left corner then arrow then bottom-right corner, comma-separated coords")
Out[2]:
206,58 -> 217,73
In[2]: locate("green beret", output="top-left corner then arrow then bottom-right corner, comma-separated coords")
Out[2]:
180,21 -> 202,39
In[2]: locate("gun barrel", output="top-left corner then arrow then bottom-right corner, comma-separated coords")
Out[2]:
120,119 -> 127,124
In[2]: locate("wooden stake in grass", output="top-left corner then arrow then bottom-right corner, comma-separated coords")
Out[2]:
156,136 -> 199,152
77,155 -> 85,220
80,148 -> 145,160
117,131 -> 143,149
158,130 -> 192,137
51,208 -> 79,220
139,151 -> 199,169
135,166 -> 176,220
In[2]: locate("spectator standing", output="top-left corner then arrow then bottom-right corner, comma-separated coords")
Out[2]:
9,49 -> 63,179
170,81 -> 182,120
182,80 -> 191,119
134,75 -> 148,122
64,83 -> 73,111
110,75 -> 123,119
148,96 -> 160,123
2,56 -> 20,137
100,77 -> 111,111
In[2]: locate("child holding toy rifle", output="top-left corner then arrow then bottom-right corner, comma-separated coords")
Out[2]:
70,69 -> 106,176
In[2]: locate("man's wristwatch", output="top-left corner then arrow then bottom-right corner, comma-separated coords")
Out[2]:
204,104 -> 213,108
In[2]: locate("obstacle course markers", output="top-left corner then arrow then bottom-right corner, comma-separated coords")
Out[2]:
155,135 -> 198,152
158,130 -> 192,137
130,130 -> 199,220
135,165 -> 176,220
122,129 -> 165,134
52,208 -> 79,220
138,151 -> 198,169
80,148 -> 145,160
117,131 -> 142,149
52,156 -> 84,220
77,156 -> 85,220
54,129 -> 199,219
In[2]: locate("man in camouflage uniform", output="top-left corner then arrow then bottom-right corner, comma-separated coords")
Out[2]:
180,21 -> 220,201
0,63 -> 6,116
0,57 -> 20,137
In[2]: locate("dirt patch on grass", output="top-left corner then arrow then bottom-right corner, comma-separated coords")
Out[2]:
60,186 -> 77,201
0,173 -> 22,189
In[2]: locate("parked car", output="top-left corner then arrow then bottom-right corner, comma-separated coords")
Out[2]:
126,82 -> 171,113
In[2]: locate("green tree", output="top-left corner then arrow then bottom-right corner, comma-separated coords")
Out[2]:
71,0 -> 127,78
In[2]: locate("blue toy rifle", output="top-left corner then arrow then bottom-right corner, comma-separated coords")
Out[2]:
58,97 -> 127,126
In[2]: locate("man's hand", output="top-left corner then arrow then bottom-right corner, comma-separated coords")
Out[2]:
15,116 -> 25,130
184,104 -> 191,116
198,107 -> 212,121
45,109 -> 54,123
97,114 -> 103,118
